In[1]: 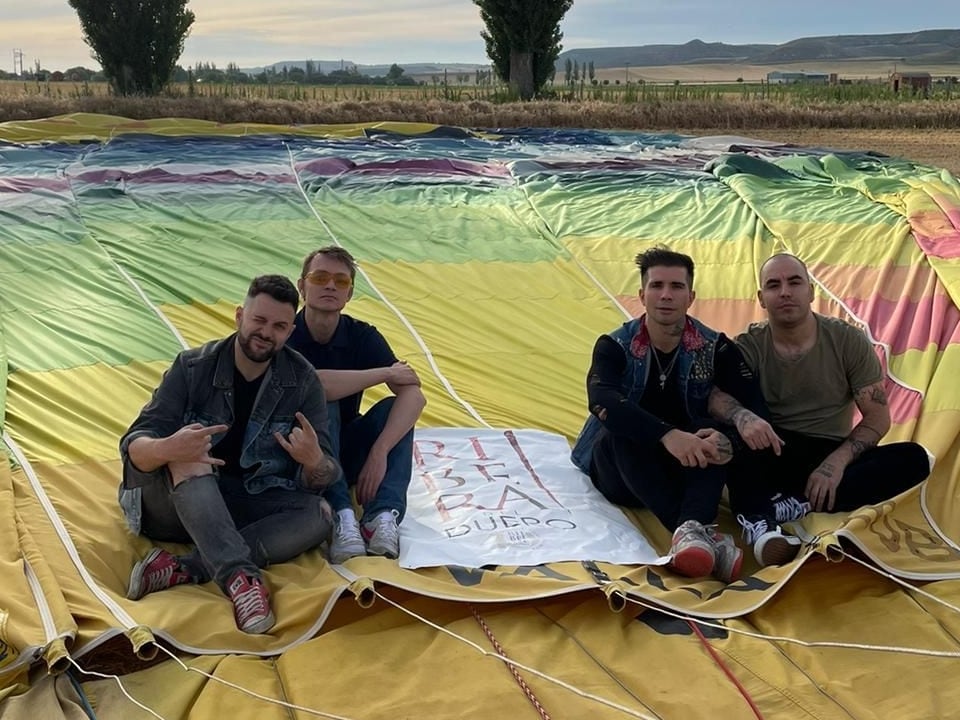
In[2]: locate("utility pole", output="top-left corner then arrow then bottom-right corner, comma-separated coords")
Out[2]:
13,48 -> 24,77
625,62 -> 629,85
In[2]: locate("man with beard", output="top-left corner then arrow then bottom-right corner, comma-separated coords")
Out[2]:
711,253 -> 931,566
119,275 -> 341,634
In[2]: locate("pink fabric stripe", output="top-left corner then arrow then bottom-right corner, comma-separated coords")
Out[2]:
841,293 -> 960,354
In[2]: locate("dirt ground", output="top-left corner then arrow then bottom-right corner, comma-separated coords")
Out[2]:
690,127 -> 960,176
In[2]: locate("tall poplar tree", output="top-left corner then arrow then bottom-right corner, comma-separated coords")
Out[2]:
69,0 -> 195,96
474,0 -> 573,100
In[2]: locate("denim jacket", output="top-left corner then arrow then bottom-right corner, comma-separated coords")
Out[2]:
118,334 -> 339,534
570,315 -> 720,474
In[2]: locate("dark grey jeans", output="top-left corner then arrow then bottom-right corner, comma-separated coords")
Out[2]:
137,472 -> 330,590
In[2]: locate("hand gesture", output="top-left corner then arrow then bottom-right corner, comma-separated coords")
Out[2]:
695,428 -> 733,465
164,423 -> 229,466
733,410 -> 784,455
805,459 -> 842,512
274,412 -> 324,468
388,360 -> 421,386
356,448 -> 388,505
661,429 -> 710,468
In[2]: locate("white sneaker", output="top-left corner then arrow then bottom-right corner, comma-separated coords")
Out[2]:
329,509 -> 366,564
362,509 -> 401,559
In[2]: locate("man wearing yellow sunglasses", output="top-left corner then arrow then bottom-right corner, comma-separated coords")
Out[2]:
289,246 -> 426,561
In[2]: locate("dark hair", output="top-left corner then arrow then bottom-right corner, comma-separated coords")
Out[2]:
246,274 -> 299,312
634,247 -> 695,287
300,245 -> 358,281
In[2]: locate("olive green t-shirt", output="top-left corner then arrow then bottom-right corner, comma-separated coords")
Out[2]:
736,315 -> 883,440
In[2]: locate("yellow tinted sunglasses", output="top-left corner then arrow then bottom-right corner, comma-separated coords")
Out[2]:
305,270 -> 353,290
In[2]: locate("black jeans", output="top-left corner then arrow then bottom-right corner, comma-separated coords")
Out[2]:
589,427 -> 727,532
727,428 -> 930,517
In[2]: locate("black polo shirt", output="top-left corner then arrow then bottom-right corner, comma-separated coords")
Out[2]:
287,311 -> 397,425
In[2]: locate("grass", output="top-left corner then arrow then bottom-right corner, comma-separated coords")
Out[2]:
1,81 -> 958,174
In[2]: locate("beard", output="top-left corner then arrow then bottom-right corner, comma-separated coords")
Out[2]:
238,331 -> 278,364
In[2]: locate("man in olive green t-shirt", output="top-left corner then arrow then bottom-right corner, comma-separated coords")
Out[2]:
711,253 -> 930,566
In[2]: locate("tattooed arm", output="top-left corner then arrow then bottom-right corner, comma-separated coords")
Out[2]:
708,387 -> 784,454
805,380 -> 890,511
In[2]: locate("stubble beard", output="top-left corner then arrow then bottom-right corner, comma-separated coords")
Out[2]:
238,332 -> 277,364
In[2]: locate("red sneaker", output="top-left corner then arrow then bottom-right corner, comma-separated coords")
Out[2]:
667,519 -> 715,578
226,571 -> 275,634
127,548 -> 193,600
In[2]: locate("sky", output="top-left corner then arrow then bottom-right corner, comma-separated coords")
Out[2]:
1,0 -> 956,72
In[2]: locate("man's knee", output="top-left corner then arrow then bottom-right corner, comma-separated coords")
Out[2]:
168,461 -> 216,487
362,396 -> 396,428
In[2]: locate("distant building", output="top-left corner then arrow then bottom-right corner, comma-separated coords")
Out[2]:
766,71 -> 830,84
890,71 -> 932,94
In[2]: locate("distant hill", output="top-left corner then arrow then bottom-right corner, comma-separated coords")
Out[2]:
558,28 -> 960,68
237,29 -> 960,80
240,60 -> 487,77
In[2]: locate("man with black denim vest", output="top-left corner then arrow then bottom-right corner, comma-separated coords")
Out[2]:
119,275 -> 341,634
571,248 -> 766,583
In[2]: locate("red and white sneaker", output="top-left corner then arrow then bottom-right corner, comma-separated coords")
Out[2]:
226,571 -> 275,634
361,509 -> 401,559
667,519 -> 715,578
127,548 -> 194,600
708,529 -> 744,583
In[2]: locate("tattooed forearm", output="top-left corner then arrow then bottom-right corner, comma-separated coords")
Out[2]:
305,456 -> 339,489
842,425 -> 882,462
731,407 -> 756,431
708,388 -> 746,424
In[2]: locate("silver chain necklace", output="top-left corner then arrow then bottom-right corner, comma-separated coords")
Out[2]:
651,346 -> 679,390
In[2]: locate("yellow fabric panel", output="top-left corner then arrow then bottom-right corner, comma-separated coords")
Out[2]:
4,362 -> 164,465
0,114 -> 476,144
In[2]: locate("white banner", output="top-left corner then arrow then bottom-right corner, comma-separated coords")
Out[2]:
400,428 -> 666,569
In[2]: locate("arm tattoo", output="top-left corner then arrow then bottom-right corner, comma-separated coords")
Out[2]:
869,385 -> 888,406
306,456 -> 338,489
855,384 -> 888,407
709,389 -> 745,425
731,407 -> 754,431
842,425 -> 882,462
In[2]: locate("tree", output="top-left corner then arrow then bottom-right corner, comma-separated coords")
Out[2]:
386,63 -> 405,82
474,0 -> 573,100
68,0 -> 194,95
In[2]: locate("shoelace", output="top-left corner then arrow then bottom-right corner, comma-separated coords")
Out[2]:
736,514 -> 769,545
772,495 -> 810,523
336,519 -> 362,542
233,582 -> 268,621
375,514 -> 399,542
145,564 -> 176,594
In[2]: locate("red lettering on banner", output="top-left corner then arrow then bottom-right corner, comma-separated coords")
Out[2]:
468,436 -> 492,460
435,492 -> 475,521
420,468 -> 468,494
413,440 -> 455,469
